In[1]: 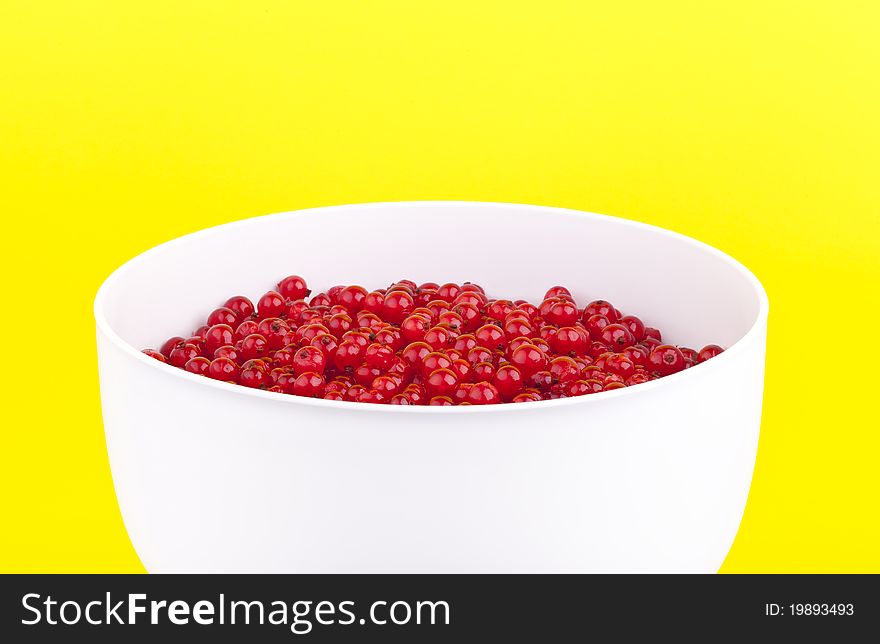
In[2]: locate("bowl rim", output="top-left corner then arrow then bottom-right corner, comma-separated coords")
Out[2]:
94,201 -> 769,414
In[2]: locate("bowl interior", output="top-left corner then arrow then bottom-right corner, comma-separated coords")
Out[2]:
97,203 -> 764,354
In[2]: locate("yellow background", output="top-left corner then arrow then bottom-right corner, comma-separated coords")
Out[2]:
1,1 -> 878,573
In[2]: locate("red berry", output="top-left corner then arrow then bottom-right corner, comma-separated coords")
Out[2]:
214,344 -> 241,362
585,314 -> 610,339
453,303 -> 482,332
207,307 -> 238,327
475,323 -> 506,351
599,323 -> 635,351
364,343 -> 394,370
224,295 -> 255,321
169,342 -> 200,368
405,383 -> 427,404
648,344 -> 686,376
326,313 -> 353,338
503,316 -> 533,341
425,368 -> 459,398
234,319 -> 259,341
362,290 -> 385,315
428,395 -> 455,406
160,336 -> 185,358
184,356 -> 210,375
467,346 -> 494,366
338,285 -> 368,312
509,342 -> 548,376
207,357 -> 240,382
142,349 -> 166,362
436,310 -> 464,333
292,371 -> 325,397
390,393 -> 412,405
492,364 -> 524,399
296,323 -> 331,345
256,317 -> 291,350
420,351 -> 453,377
583,300 -> 619,323
326,285 -> 344,304
544,286 -> 573,300
466,382 -> 502,405
400,314 -> 430,343
372,375 -> 403,396
548,356 -> 580,384
566,379 -> 594,397
333,340 -> 364,371
292,345 -> 327,375
623,344 -> 650,367
450,358 -> 472,382
528,370 -> 553,391
382,290 -> 414,324
460,282 -> 485,294
552,326 -> 589,356
277,275 -> 310,300
309,333 -> 339,365
698,344 -> 724,362
239,361 -> 270,388
436,283 -> 461,302
401,341 -> 432,366
343,384 -> 366,401
423,325 -> 452,351
542,298 -> 579,326
472,361 -> 496,382
257,290 -> 287,319
619,315 -> 646,342
485,299 -> 514,321
239,334 -> 269,360
374,327 -> 403,351
604,353 -> 635,377
512,391 -> 543,403
286,299 -> 309,322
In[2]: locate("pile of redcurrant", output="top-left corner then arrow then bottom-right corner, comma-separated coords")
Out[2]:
143,276 -> 724,405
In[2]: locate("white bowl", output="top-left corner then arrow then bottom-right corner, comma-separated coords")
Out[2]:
95,202 -> 768,573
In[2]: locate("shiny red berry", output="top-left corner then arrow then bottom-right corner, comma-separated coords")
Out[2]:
277,275 -> 310,300
364,343 -> 394,370
466,381 -> 502,405
292,345 -> 326,374
492,364 -> 524,399
169,342 -> 200,368
698,344 -> 724,362
239,360 -> 270,388
224,295 -> 255,321
548,356 -> 580,384
583,300 -> 619,323
509,342 -> 548,376
599,323 -> 635,351
648,344 -> 686,376
382,290 -> 414,323
257,290 -> 287,319
184,356 -> 210,375
292,371 -> 325,397
239,334 -> 269,360
142,349 -> 166,362
207,307 -> 238,327
207,357 -> 240,382
425,368 -> 459,398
